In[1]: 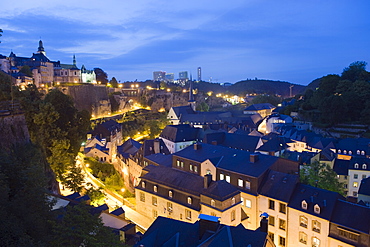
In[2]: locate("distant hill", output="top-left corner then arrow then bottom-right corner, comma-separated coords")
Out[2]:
305,77 -> 322,92
193,79 -> 306,98
228,79 -> 306,98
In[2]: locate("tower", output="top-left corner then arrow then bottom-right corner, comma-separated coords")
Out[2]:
188,77 -> 196,111
37,40 -> 46,56
197,67 -> 201,81
73,54 -> 76,66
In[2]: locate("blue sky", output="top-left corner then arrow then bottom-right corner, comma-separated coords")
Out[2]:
1,0 -> 369,85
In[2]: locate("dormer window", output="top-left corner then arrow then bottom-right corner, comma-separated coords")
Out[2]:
211,199 -> 215,207
357,150 -> 360,155
142,181 -> 146,188
354,163 -> 359,169
349,151 -> 352,155
301,200 -> 308,210
363,164 -> 367,169
361,151 -> 365,155
154,185 -> 158,193
169,190 -> 173,198
343,150 -> 347,154
232,197 -> 235,205
314,204 -> 320,214
338,149 -> 341,153
187,197 -> 192,205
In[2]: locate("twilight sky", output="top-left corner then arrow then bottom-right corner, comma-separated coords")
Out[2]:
0,0 -> 369,85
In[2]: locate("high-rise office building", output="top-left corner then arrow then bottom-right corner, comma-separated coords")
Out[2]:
153,71 -> 166,82
197,67 -> 201,81
165,73 -> 174,83
179,71 -> 188,80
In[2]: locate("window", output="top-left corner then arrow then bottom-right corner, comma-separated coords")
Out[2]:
279,203 -> 286,214
268,232 -> 274,242
142,181 -> 145,188
353,191 -> 358,196
269,200 -> 275,210
279,236 -> 286,246
211,199 -> 215,207
245,180 -> 251,190
354,163 -> 359,168
268,216 -> 275,226
185,209 -> 191,220
190,164 -> 193,171
153,185 -> 157,193
226,175 -> 230,183
312,220 -> 321,233
220,173 -> 225,180
231,197 -> 235,205
194,165 -> 198,173
354,174 -> 358,179
363,164 -> 367,169
363,174 -> 367,179
301,200 -> 307,210
312,237 -> 320,247
169,190 -> 173,198
231,210 -> 235,221
361,151 -> 365,155
187,197 -> 192,205
300,216 -> 308,228
353,182 -> 358,188
314,204 -> 320,214
181,161 -> 184,168
167,202 -> 173,212
338,227 -> 359,241
299,232 -> 307,244
152,196 -> 157,206
176,160 -> 180,167
153,209 -> 158,219
238,178 -> 243,187
279,219 -> 286,231
245,199 -> 252,208
241,197 -> 244,206
140,192 -> 145,202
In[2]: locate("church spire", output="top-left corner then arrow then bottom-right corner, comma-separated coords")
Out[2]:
73,54 -> 76,66
37,40 -> 46,55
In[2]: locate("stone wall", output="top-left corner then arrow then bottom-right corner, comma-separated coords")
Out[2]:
0,113 -> 30,151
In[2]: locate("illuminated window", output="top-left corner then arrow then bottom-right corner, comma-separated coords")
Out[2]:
167,202 -> 173,212
152,196 -> 157,206
268,216 -> 275,226
300,216 -> 308,228
245,199 -> 251,208
185,209 -> 191,220
312,237 -> 320,247
176,160 -> 180,167
169,190 -> 173,198
140,192 -> 145,202
357,150 -> 360,155
361,151 -> 365,155
354,163 -> 359,169
353,182 -> 358,188
279,219 -> 286,231
142,181 -> 145,188
194,165 -> 198,173
226,175 -> 230,183
231,197 -> 235,205
299,232 -> 307,244
245,180 -> 251,190
363,164 -> 367,169
302,200 -> 307,210
314,204 -> 320,214
312,220 -> 321,233
153,185 -> 157,193
153,209 -> 158,219
220,173 -> 225,180
238,178 -> 243,187
211,199 -> 215,207
187,197 -> 192,205
190,164 -> 193,171
241,197 -> 244,206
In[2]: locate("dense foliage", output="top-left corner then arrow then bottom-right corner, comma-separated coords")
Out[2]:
285,61 -> 370,126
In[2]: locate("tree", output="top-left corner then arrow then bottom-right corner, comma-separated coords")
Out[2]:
341,61 -> 370,82
251,94 -> 281,106
50,203 -> 122,246
300,161 -> 345,195
196,101 -> 210,112
94,68 -> 108,84
109,77 -> 118,88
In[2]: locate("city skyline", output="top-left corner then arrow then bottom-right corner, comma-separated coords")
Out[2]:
1,0 -> 370,85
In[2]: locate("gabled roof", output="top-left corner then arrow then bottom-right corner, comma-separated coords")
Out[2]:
31,53 -> 50,62
160,124 -> 201,142
249,129 -> 263,137
349,156 -> 370,171
202,180 -> 239,201
358,177 -> 370,196
259,170 -> 299,202
117,138 -> 141,157
204,132 -> 261,152
330,199 -> 370,234
257,137 -> 288,152
244,103 -> 275,111
332,159 -> 350,176
145,153 -> 173,167
289,183 -> 344,220
334,138 -> 370,154
171,105 -> 196,117
141,139 -> 171,157
110,207 -> 125,216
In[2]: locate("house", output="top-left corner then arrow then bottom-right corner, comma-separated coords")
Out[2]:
258,113 -> 293,134
358,177 -> 370,206
159,124 -> 202,153
243,103 -> 276,118
135,215 -> 275,247
347,157 -> 370,198
91,119 -> 122,145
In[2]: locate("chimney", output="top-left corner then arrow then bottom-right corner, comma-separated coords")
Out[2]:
211,140 -> 217,145
250,154 -> 259,163
259,212 -> 269,233
198,214 -> 219,240
194,143 -> 202,150
204,174 -> 212,189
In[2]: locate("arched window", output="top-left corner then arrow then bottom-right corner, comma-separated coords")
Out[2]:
169,190 -> 173,198
343,150 -> 347,154
357,150 -> 360,155
363,164 -> 367,169
338,149 -> 341,153
187,197 -> 192,205
211,199 -> 215,207
361,151 -> 365,155
349,151 -> 352,155
354,163 -> 359,169
301,200 -> 307,210
314,204 -> 320,214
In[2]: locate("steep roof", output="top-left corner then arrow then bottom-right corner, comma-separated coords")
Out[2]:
358,177 -> 370,196
204,132 -> 261,152
259,170 -> 299,202
244,103 -> 276,111
160,124 -> 201,142
202,180 -> 240,201
332,159 -> 350,176
145,153 -> 173,167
